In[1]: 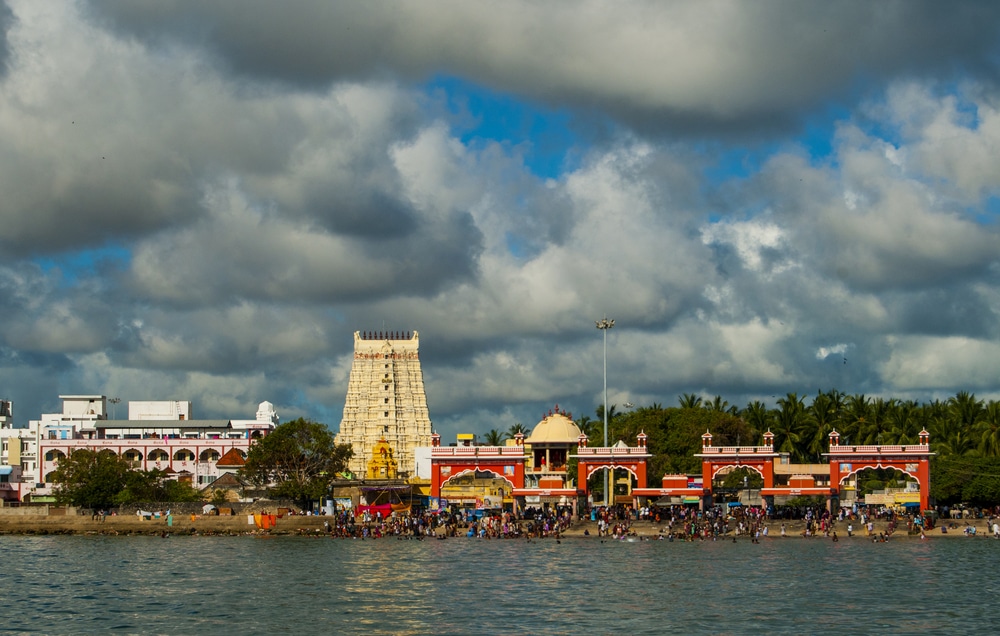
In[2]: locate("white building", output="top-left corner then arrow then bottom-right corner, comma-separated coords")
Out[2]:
17,396 -> 279,502
0,399 -> 37,502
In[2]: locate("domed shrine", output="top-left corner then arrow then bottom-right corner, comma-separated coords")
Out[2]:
514,405 -> 583,508
524,406 -> 580,479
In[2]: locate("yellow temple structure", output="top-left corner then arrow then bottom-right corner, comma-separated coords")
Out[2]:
366,437 -> 399,479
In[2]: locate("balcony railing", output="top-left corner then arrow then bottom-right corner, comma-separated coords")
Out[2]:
431,446 -> 524,457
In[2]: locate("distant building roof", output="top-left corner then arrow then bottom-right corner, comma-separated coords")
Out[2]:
95,420 -> 232,429
217,448 -> 247,467
200,472 -> 249,492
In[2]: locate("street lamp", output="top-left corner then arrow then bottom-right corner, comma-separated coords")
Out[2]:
109,397 -> 121,420
596,316 -> 615,507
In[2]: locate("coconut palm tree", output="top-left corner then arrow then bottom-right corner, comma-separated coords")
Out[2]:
947,391 -> 984,433
841,394 -> 870,446
804,391 -> 839,461
678,393 -> 702,409
858,397 -> 895,445
506,422 -> 530,439
773,393 -> 807,462
886,400 -> 920,445
483,428 -> 506,446
974,400 -> 1000,457
741,400 -> 772,441
706,395 -> 738,415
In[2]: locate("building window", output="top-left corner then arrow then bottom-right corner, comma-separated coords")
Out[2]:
384,411 -> 389,417
384,397 -> 389,404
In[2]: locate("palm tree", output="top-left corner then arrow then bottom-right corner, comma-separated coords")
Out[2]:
595,404 -> 618,424
886,400 -> 920,445
947,391 -> 984,433
841,394 -> 870,445
773,393 -> 807,462
706,395 -> 738,415
741,400 -> 772,441
804,391 -> 838,461
577,415 -> 602,444
678,393 -> 702,409
858,397 -> 895,445
974,400 -> 1000,457
483,428 -> 506,446
506,422 -> 531,439
936,427 -> 979,457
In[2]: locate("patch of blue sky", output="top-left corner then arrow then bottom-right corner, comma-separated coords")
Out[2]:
423,75 -> 582,180
33,244 -> 131,285
701,103 -> 851,197
504,231 -> 535,260
977,195 -> 1000,225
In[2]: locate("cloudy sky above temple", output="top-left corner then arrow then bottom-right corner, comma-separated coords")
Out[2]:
1,1 -> 999,436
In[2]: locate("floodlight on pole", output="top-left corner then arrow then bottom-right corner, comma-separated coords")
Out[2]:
595,316 -> 615,507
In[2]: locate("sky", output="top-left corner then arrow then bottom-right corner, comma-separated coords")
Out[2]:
1,1 -> 999,439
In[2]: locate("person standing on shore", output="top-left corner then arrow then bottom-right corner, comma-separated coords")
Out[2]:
847,523 -> 853,537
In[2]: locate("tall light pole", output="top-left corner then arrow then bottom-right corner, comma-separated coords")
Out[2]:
596,316 -> 614,507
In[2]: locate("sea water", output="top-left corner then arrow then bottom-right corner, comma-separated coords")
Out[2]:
1,534 -> 997,634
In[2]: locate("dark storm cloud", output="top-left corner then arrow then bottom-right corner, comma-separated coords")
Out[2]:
0,0 -> 12,77
88,1 -> 1000,134
888,287 -> 999,340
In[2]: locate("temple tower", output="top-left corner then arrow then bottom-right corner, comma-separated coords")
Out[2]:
336,330 -> 433,477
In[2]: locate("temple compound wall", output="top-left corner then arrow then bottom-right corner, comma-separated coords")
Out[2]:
336,331 -> 433,478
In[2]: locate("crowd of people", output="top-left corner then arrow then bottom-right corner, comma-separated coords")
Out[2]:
302,506 -> 575,540
289,501 -> 1000,541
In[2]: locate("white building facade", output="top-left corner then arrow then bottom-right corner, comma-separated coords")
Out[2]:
3,396 -> 279,502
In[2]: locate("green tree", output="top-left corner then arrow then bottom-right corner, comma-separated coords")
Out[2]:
51,449 -> 132,509
975,401 -> 1000,457
483,428 -> 506,446
678,393 -> 703,409
240,418 -> 353,508
506,422 -> 531,439
741,400 -> 772,440
773,393 -> 807,462
115,469 -> 203,505
719,467 -> 763,489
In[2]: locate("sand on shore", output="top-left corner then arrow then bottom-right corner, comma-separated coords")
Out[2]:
1,514 -> 995,538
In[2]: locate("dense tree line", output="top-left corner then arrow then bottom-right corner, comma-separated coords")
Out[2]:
577,390 -> 1000,505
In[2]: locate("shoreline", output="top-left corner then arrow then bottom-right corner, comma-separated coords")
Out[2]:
0,516 -> 995,539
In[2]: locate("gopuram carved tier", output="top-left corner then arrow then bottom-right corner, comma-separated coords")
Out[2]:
336,330 -> 433,478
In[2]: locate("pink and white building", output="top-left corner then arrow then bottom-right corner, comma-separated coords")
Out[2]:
6,395 -> 278,502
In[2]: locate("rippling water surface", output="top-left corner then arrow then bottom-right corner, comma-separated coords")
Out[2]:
2,535 -> 998,634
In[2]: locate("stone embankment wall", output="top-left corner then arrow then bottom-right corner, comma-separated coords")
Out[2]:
116,501 -> 303,516
0,505 -> 76,516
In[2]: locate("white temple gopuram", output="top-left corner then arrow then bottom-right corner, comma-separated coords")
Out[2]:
336,330 -> 433,478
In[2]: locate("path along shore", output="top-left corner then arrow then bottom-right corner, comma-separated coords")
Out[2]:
0,515 -> 996,539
